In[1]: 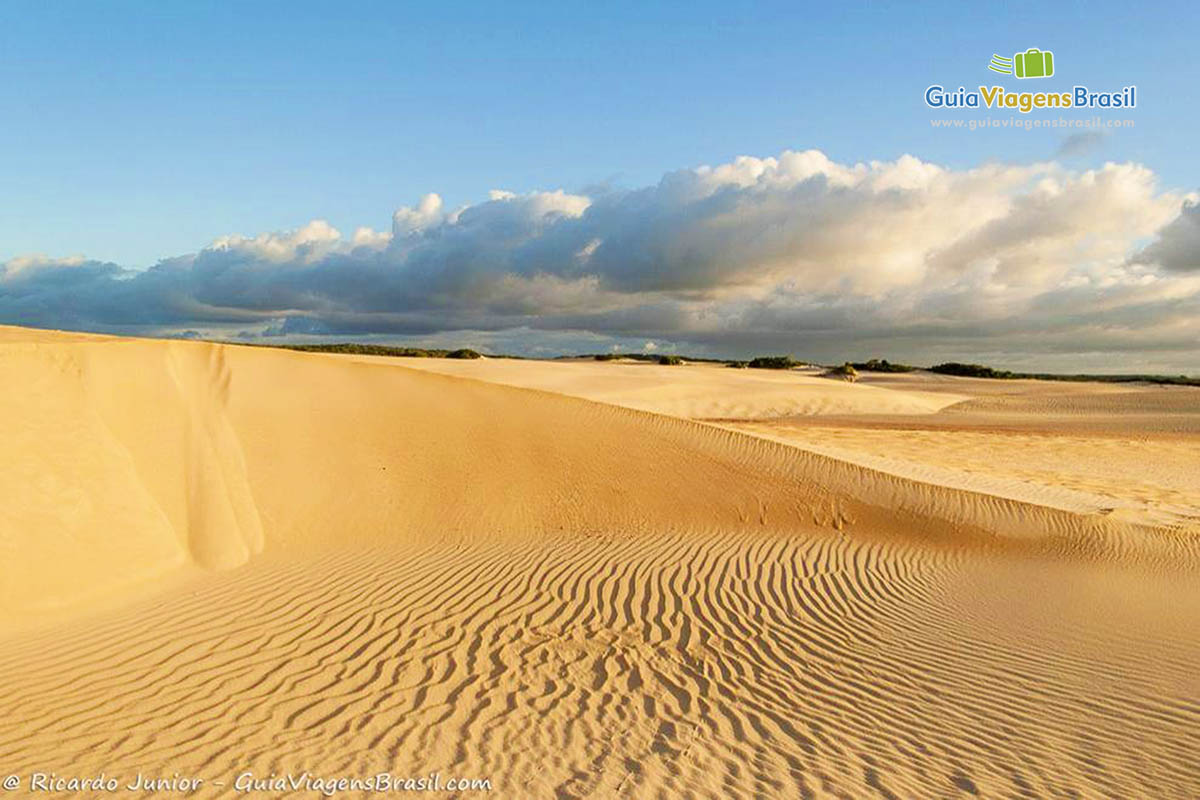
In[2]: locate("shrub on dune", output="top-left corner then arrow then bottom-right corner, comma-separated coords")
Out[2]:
852,358 -> 917,373
823,362 -> 859,381
930,362 -> 1013,379
748,355 -> 803,370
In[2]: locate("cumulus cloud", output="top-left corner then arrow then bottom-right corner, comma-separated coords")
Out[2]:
2,149 -> 1199,370
391,193 -> 446,236
1134,200 -> 1200,272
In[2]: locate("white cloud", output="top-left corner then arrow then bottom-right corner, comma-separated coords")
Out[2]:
1134,198 -> 1200,272
392,193 -> 445,236
351,226 -> 391,250
0,254 -> 89,278
2,149 -> 1198,369
208,220 -> 343,263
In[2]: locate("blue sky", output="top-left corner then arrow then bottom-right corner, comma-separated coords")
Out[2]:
1,0 -> 1195,266
1,1 -> 1198,369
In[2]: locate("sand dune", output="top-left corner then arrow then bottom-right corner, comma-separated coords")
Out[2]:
399,355 -> 1200,536
390,356 -> 967,418
1,327 -> 1197,798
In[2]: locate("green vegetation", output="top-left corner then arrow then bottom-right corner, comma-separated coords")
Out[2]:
273,343 -> 453,358
240,342 -> 1198,386
823,362 -> 858,381
574,352 -> 728,364
255,342 -> 493,360
748,355 -> 804,370
930,361 -> 1200,386
851,358 -> 917,373
929,362 -> 1017,379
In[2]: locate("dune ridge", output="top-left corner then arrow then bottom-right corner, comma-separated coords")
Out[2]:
1,327 -> 1197,798
374,355 -> 968,418
391,351 -> 1200,567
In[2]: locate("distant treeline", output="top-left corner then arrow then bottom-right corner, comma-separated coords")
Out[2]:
929,361 -> 1200,387
243,342 -> 1198,385
850,358 -> 918,373
267,343 -> 485,360
582,353 -> 729,364
745,356 -> 805,370
928,362 -> 1014,378
585,353 -> 808,369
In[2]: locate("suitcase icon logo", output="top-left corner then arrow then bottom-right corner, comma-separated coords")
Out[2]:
988,48 -> 1055,79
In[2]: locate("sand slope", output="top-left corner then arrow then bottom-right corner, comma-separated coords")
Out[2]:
1,327 -> 1198,798
400,355 -> 1200,538
391,356 -> 966,418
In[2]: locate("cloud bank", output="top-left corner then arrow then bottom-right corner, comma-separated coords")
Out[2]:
3,149 -> 1198,370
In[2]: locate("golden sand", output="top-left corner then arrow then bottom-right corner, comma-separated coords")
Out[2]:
1,326 -> 1197,798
